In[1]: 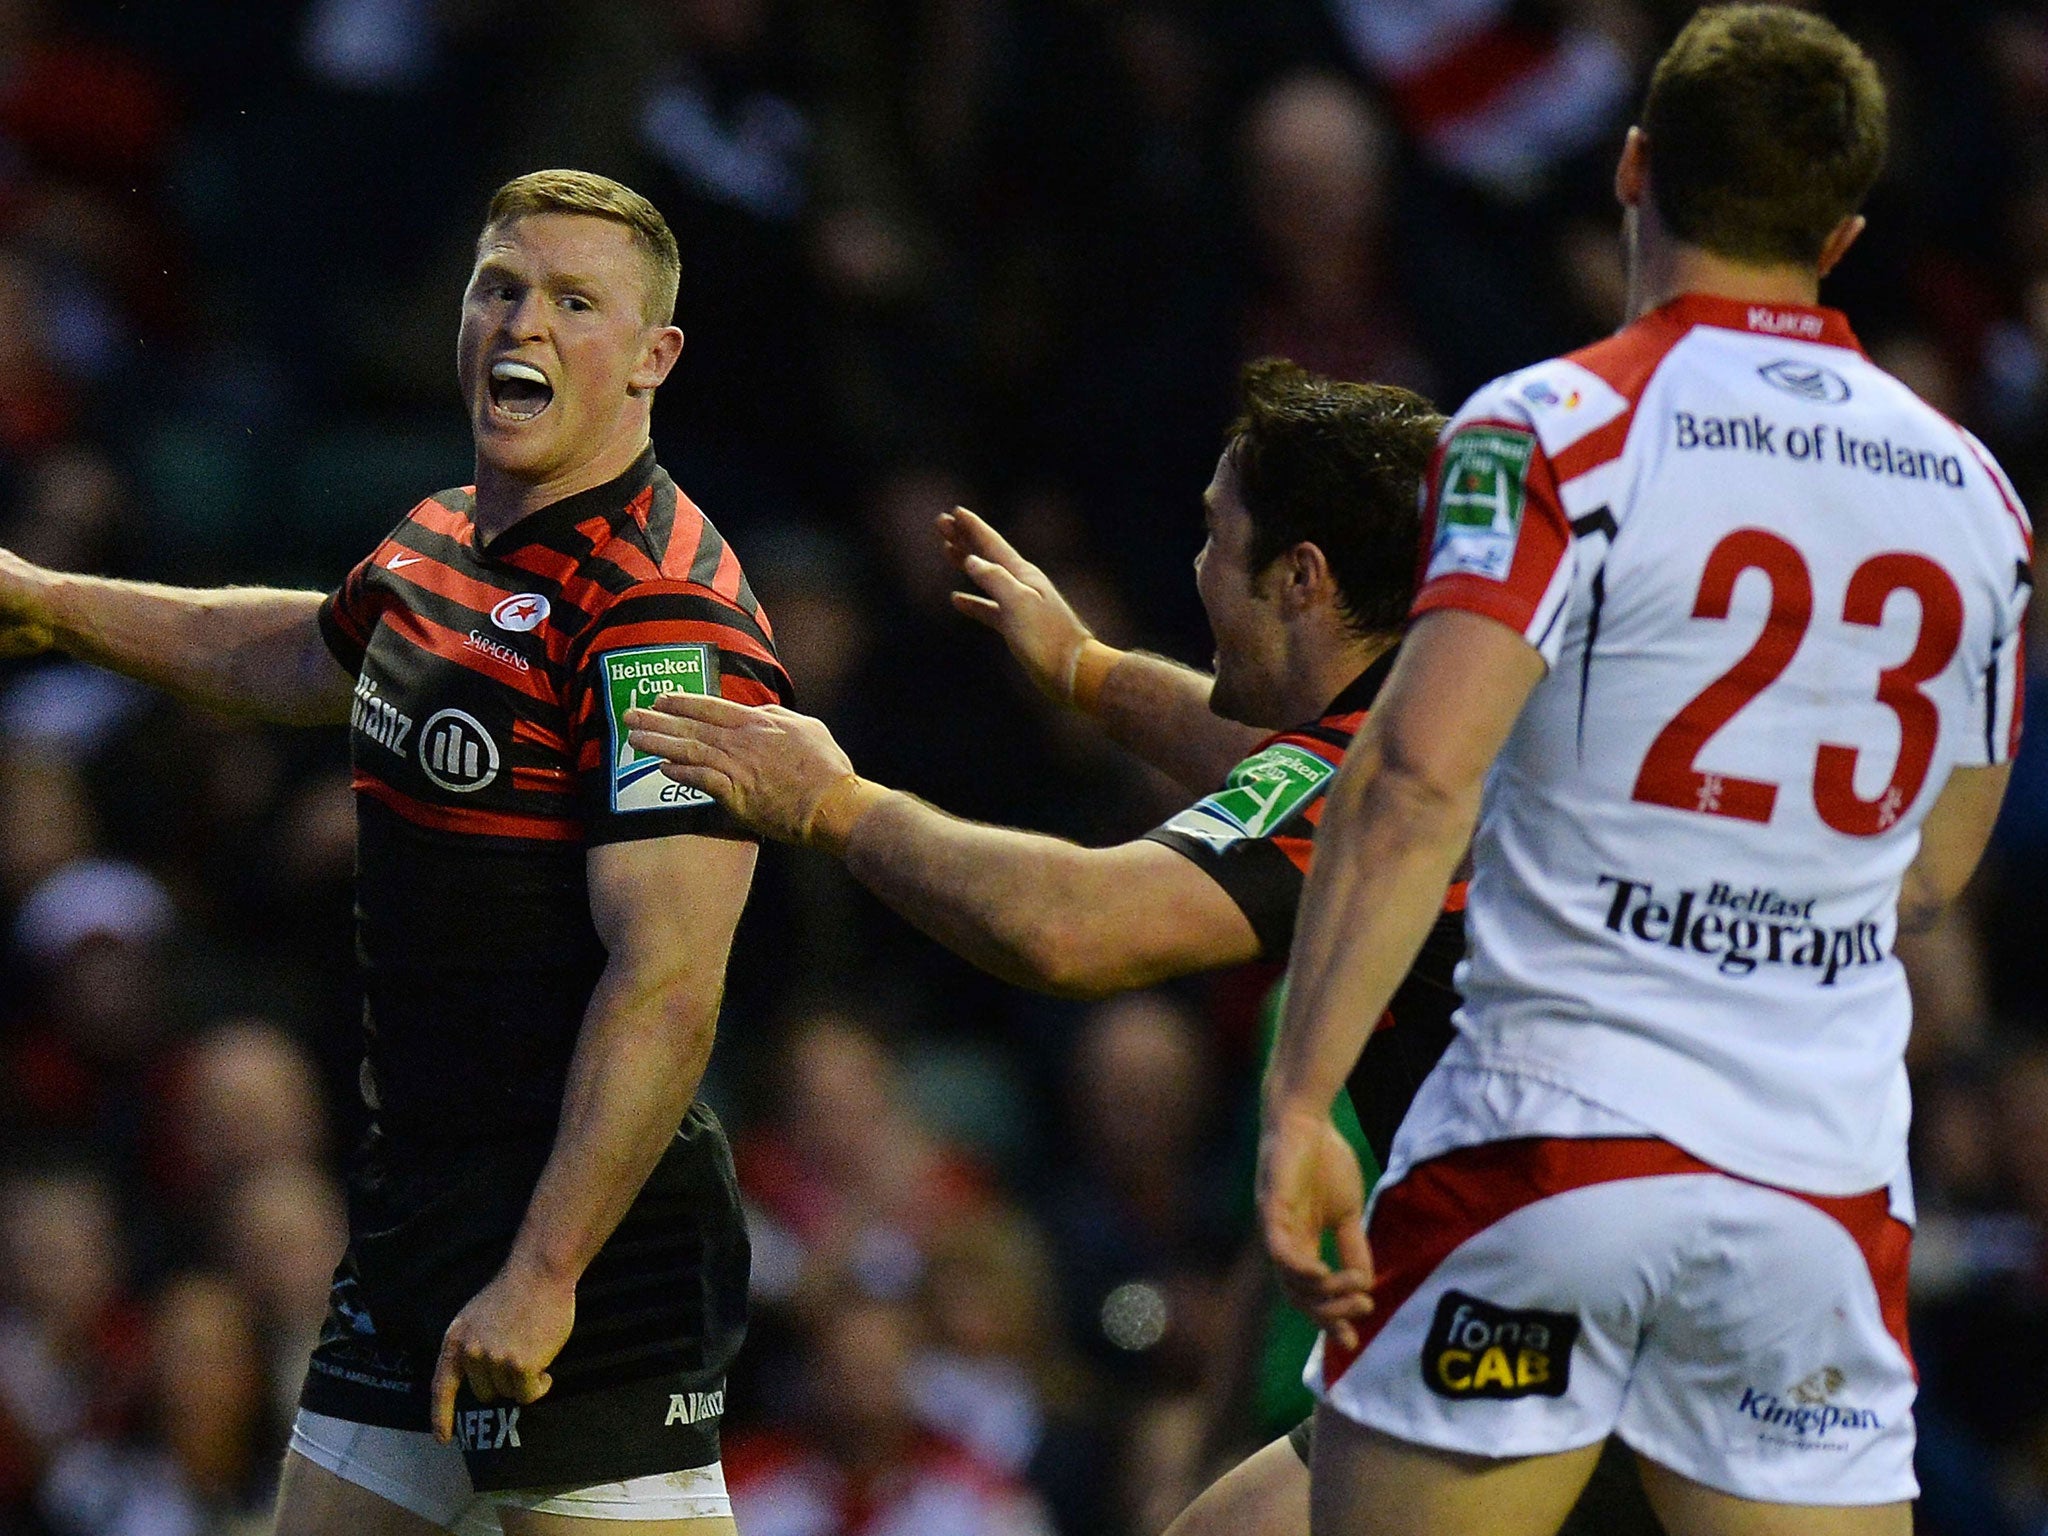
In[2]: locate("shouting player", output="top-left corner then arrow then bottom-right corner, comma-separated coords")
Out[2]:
0,171 -> 789,1535
623,362 -> 1659,1535
1259,9 -> 2032,1536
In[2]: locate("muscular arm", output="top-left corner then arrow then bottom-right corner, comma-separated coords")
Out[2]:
844,802 -> 1259,996
1897,762 -> 2011,934
1259,610 -> 1543,1336
0,550 -> 349,725
429,832 -> 756,1437
939,508 -> 1260,792
624,693 -> 1261,996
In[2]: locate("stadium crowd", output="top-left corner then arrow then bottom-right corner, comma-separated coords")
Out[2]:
0,1 -> 2045,1533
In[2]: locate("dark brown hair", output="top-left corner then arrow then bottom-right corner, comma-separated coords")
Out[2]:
1643,5 -> 1887,267
1226,360 -> 1445,636
481,170 -> 682,325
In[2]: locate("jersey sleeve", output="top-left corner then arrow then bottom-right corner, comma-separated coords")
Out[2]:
1954,426 -> 2034,768
1410,393 -> 1578,667
1141,734 -> 1340,956
318,549 -> 383,675
572,580 -> 794,845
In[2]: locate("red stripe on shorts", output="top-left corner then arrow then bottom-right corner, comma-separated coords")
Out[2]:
1321,1138 -> 1911,1385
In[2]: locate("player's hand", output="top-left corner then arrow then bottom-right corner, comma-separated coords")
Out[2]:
937,507 -> 1098,704
430,1259 -> 575,1443
0,549 -> 60,660
624,693 -> 856,846
1257,1101 -> 1376,1353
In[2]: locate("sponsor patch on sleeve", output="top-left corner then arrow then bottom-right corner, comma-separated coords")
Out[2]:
1426,426 -> 1536,584
1155,742 -> 1334,852
602,643 -> 719,813
1422,1290 -> 1579,1400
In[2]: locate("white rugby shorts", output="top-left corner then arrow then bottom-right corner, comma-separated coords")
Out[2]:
289,1410 -> 733,1532
1308,1137 -> 1917,1506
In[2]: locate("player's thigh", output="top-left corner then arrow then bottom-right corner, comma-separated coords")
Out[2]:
1162,1434 -> 1309,1536
1309,1403 -> 1605,1536
1635,1455 -> 1910,1536
497,1513 -> 736,1536
275,1449 -> 453,1536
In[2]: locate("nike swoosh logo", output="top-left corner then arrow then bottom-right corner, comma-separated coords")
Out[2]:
389,554 -> 423,569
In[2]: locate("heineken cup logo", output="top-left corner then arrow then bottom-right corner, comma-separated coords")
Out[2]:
603,644 -> 718,812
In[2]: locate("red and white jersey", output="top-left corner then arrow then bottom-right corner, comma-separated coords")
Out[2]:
1411,293 -> 2032,1195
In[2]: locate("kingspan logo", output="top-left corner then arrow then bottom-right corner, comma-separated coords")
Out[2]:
1737,1369 -> 1882,1442
1597,875 -> 1885,986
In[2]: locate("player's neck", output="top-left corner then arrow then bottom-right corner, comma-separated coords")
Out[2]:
470,433 -> 654,545
1291,630 -> 1398,723
1630,239 -> 1823,323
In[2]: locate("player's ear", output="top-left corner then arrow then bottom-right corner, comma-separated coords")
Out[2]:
1615,126 -> 1648,210
1282,541 -> 1334,615
630,326 -> 684,394
1815,215 -> 1866,280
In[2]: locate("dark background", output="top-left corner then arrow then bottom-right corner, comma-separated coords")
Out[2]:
2,2 -> 2046,1533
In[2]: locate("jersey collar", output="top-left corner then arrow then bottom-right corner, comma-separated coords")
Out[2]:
1324,643 -> 1401,719
475,445 -> 661,558
1655,292 -> 1865,355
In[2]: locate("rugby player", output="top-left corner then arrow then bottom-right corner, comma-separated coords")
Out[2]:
622,362 -> 1658,1536
1258,9 -> 2032,1536
0,171 -> 790,1535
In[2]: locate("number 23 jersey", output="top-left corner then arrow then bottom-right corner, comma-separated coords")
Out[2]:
1414,293 -> 2031,1195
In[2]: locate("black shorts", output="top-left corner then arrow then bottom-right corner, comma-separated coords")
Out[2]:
300,1103 -> 748,1491
1286,1416 -> 1663,1536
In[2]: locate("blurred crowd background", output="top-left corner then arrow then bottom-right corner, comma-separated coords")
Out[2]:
1,0 -> 2046,1533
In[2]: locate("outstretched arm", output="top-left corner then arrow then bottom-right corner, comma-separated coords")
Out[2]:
429,832 -> 755,1439
940,508 -> 1263,791
625,693 -> 1261,996
0,549 -> 349,725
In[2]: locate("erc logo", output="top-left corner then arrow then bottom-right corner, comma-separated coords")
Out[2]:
1422,1291 -> 1579,1401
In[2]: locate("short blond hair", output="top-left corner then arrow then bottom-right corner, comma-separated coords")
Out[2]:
480,169 -> 682,325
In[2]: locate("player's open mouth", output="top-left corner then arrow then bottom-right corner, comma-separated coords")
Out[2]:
489,359 -> 554,422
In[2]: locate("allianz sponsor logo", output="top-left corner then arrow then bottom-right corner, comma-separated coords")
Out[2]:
1597,875 -> 1885,986
418,708 -> 500,793
666,1387 -> 724,1426
1737,1368 -> 1882,1444
350,675 -> 413,755
455,1405 -> 521,1450
465,628 -> 531,673
1672,410 -> 1964,488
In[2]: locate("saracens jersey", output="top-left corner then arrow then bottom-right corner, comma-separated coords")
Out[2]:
318,447 -> 791,1148
1146,649 -> 1465,1167
1405,293 -> 2032,1195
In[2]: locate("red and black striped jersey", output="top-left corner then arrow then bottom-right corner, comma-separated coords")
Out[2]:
317,448 -> 790,1146
1144,648 -> 1466,1167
